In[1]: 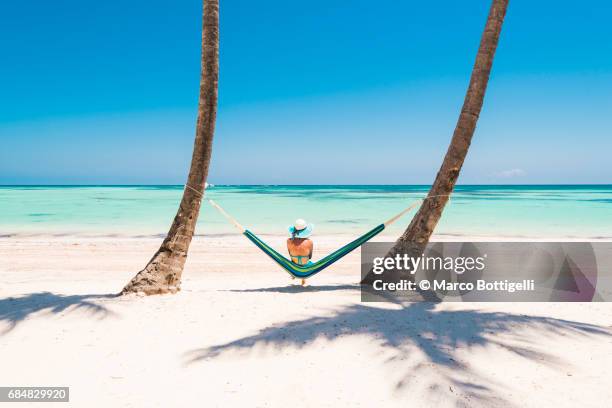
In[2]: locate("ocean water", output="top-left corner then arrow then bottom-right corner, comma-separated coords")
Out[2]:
0,185 -> 611,239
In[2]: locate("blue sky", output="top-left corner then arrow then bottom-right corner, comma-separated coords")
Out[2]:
0,0 -> 611,184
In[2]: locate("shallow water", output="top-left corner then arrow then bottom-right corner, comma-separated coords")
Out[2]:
0,185 -> 611,238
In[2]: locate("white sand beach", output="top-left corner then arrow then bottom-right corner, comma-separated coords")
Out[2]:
1,235 -> 611,407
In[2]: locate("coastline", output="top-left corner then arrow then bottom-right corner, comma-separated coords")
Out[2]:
3,231 -> 612,241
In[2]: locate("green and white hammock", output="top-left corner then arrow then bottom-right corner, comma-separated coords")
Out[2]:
208,199 -> 420,279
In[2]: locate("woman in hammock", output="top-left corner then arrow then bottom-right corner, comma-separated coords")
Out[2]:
287,219 -> 314,284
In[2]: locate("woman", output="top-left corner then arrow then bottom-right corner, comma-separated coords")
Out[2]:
287,219 -> 314,285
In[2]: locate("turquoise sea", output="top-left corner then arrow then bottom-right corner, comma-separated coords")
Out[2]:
0,185 -> 611,238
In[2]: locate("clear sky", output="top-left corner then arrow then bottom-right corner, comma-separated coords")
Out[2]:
0,0 -> 611,184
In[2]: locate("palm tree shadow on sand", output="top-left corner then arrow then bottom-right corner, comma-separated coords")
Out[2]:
0,292 -> 118,335
185,300 -> 611,406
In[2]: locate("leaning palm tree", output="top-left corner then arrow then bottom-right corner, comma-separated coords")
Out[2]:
122,0 -> 219,295
364,0 -> 509,285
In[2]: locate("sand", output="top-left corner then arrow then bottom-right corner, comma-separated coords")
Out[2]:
1,235 -> 612,407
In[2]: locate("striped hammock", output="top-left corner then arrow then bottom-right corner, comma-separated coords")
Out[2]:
208,199 -> 420,280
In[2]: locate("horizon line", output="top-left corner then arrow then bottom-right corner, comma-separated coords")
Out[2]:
1,183 -> 612,187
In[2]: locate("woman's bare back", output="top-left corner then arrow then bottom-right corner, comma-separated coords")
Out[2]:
287,238 -> 313,265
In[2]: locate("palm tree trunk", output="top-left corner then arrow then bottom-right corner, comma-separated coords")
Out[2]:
121,0 -> 219,295
363,0 -> 508,285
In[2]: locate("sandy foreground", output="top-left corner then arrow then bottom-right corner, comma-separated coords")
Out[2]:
1,235 -> 612,408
